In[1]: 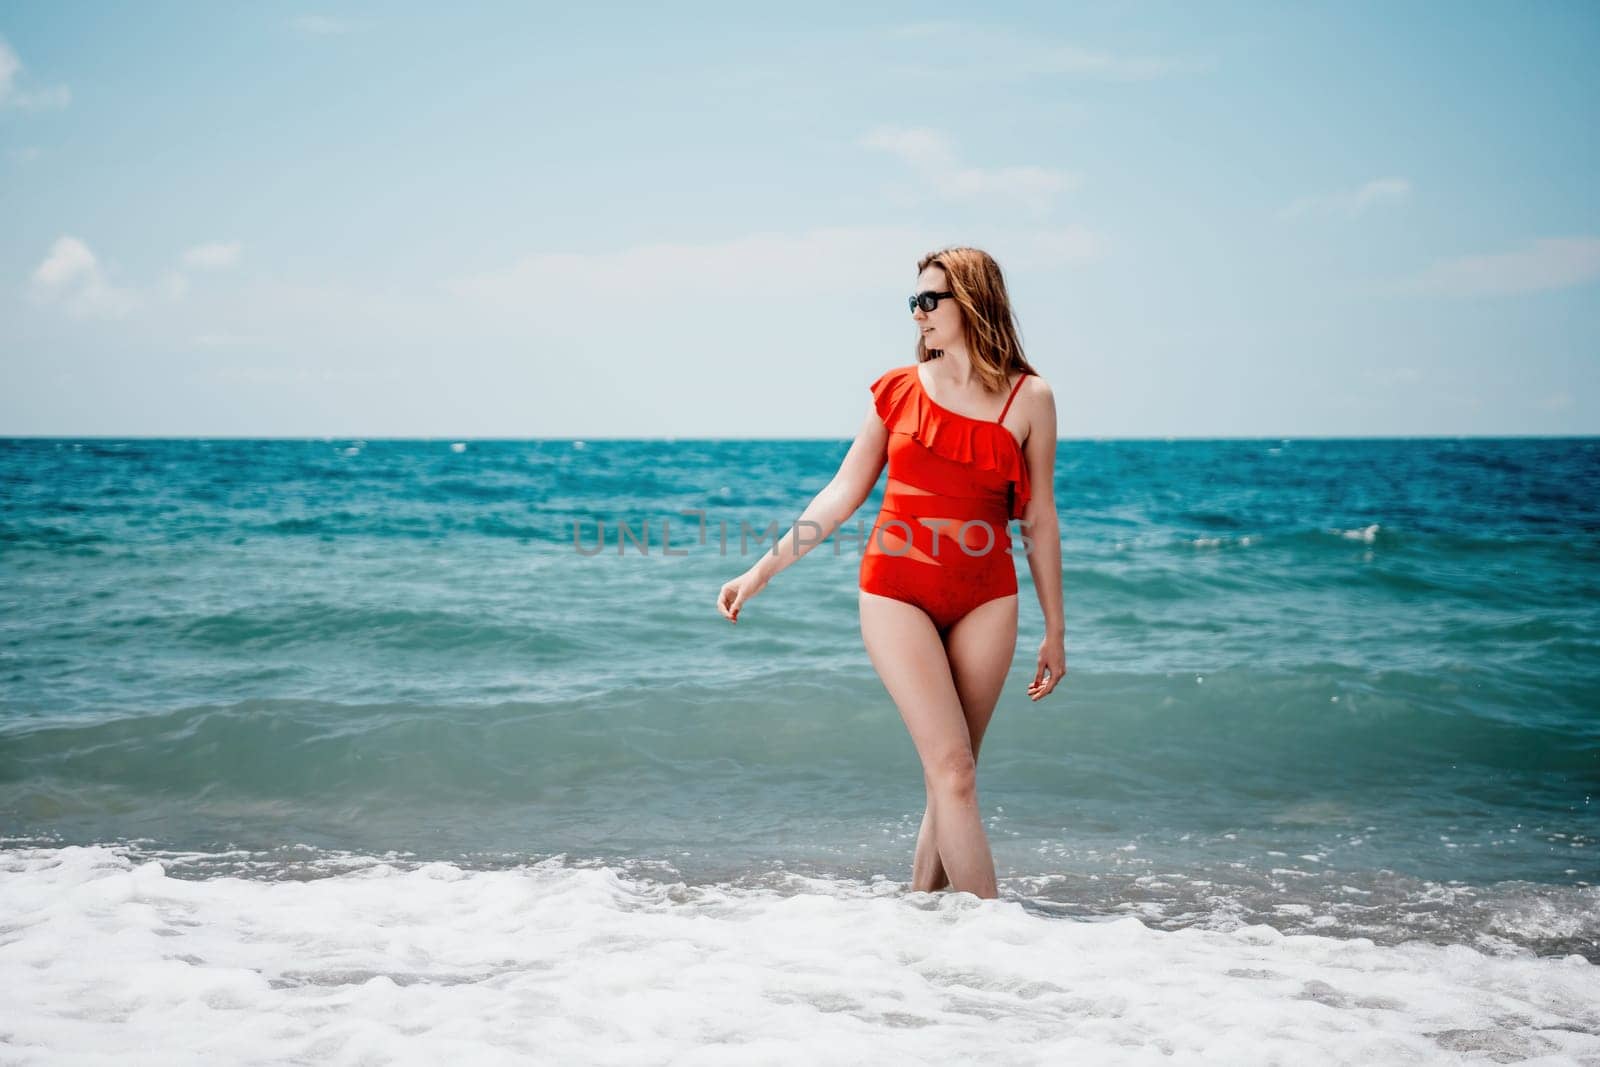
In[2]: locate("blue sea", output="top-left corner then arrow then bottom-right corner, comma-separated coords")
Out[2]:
2,436 -> 1597,1063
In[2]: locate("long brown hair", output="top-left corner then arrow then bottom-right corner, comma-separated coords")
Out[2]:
914,246 -> 1037,392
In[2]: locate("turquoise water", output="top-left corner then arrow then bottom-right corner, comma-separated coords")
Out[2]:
2,437 -> 1596,962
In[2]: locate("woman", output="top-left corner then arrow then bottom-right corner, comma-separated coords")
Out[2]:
715,246 -> 1066,900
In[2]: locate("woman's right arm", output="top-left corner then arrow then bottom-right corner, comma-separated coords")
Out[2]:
716,404 -> 887,622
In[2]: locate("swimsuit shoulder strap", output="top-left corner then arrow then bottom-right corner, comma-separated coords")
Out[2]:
997,371 -> 1031,423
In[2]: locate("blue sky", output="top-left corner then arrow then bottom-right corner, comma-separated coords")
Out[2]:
2,1 -> 1595,437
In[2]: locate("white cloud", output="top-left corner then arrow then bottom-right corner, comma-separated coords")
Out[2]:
27,235 -> 222,317
859,126 -> 1079,214
1026,43 -> 1212,81
183,241 -> 243,270
859,127 -> 956,170
447,226 -> 925,312
938,165 -> 1073,212
32,236 -> 96,287
291,15 -> 356,36
1280,178 -> 1411,220
134,242 -> 246,306
883,24 -> 1213,81
1543,391 -> 1574,412
29,236 -> 139,318
0,35 -> 71,111
445,223 -> 1102,317
7,84 -> 70,110
1397,237 -> 1600,297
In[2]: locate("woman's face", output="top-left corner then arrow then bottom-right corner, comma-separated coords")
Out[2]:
913,266 -> 963,352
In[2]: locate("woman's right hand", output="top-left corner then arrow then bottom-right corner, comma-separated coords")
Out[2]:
716,569 -> 767,624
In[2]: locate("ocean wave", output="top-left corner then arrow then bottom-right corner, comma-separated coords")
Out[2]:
0,843 -> 1594,1062
175,605 -> 584,655
0,522 -> 110,547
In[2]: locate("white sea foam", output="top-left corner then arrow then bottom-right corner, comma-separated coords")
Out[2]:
1187,534 -> 1255,549
2,845 -> 1597,1065
1336,523 -> 1381,543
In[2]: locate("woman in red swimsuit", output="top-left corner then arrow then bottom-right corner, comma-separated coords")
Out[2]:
716,247 -> 1066,900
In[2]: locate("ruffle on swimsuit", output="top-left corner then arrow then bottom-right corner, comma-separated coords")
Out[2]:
867,364 -> 1032,521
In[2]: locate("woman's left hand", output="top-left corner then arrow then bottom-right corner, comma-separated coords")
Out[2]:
1028,634 -> 1066,701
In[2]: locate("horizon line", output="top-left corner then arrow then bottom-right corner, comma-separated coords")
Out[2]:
4,434 -> 1596,443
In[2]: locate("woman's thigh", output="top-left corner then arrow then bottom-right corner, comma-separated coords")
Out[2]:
858,590 -> 974,774
942,594 -> 1019,761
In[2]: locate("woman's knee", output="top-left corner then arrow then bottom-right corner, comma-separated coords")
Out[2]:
926,749 -> 978,800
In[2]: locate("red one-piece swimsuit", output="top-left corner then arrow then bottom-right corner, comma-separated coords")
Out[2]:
858,362 -> 1032,633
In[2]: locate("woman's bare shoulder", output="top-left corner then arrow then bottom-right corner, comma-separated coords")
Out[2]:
1019,371 -> 1055,402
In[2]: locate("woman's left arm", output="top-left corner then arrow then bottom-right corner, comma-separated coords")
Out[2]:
1019,378 -> 1066,700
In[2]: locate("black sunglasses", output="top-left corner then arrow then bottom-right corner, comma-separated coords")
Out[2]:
908,290 -> 955,313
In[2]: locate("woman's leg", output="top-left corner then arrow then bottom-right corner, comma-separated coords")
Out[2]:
913,594 -> 1019,892
859,590 -> 999,899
